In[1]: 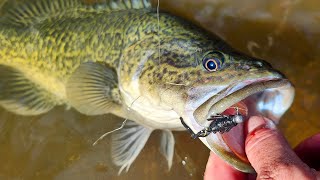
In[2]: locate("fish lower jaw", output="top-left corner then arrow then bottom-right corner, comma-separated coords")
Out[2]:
216,101 -> 249,162
199,99 -> 267,172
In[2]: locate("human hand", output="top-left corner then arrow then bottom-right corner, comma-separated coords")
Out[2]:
204,116 -> 320,180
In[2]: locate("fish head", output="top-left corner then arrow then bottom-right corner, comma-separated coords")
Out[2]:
133,36 -> 294,172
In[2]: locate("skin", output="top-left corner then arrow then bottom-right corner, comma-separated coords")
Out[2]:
204,116 -> 320,180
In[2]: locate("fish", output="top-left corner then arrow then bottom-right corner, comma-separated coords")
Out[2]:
0,0 -> 294,174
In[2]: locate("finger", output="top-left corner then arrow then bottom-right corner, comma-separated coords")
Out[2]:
204,151 -> 247,180
245,116 -> 317,180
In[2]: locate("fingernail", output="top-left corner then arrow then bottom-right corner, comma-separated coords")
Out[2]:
246,116 -> 276,134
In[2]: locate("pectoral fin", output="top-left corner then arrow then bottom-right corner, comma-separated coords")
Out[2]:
111,120 -> 152,175
66,62 -> 121,115
160,130 -> 175,170
0,65 -> 56,115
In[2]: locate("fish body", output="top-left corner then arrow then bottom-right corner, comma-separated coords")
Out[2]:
0,1 -> 204,128
0,3 -> 152,110
0,0 -> 295,174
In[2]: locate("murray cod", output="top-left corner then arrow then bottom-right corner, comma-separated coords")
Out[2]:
0,0 -> 294,174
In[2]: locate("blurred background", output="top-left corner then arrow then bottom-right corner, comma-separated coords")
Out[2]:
0,0 -> 319,179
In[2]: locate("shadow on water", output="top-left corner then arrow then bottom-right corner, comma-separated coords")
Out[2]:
0,0 -> 320,179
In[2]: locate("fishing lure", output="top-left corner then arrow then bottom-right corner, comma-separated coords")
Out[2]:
180,108 -> 245,139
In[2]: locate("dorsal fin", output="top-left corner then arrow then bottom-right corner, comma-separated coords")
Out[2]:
1,0 -> 151,26
3,0 -> 83,26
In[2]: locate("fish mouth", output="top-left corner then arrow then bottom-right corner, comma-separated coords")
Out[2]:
187,77 -> 295,172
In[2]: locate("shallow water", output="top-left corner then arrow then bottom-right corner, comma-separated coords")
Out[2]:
0,107 -> 209,179
0,0 -> 320,179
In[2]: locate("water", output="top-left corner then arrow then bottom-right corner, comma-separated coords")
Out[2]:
0,107 -> 209,179
0,0 -> 320,179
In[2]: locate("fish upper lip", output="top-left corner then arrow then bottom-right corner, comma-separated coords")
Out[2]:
207,76 -> 284,115
192,76 -> 285,126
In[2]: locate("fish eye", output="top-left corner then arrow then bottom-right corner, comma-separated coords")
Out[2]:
202,51 -> 224,72
203,58 -> 218,71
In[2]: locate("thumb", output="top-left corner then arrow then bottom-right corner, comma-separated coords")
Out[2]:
245,116 -> 319,180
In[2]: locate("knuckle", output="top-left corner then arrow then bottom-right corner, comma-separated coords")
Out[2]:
257,169 -> 276,180
257,163 -> 288,180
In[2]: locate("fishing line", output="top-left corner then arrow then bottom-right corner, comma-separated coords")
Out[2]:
92,95 -> 141,146
92,118 -> 128,146
157,0 -> 161,65
156,2 -> 189,89
93,0 -> 162,146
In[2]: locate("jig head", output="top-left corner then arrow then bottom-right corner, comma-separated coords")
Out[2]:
180,107 -> 245,139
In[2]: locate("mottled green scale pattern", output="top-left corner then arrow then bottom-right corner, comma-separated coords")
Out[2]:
0,0 -> 273,108
115,12 -> 265,92
1,9 -> 154,80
